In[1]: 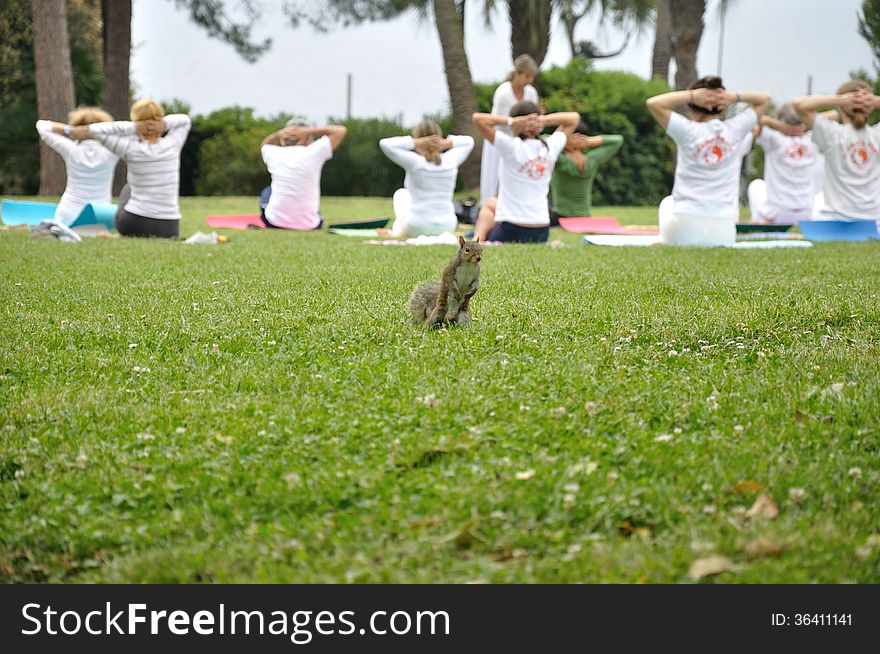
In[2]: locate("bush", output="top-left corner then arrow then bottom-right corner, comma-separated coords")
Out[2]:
321,117 -> 407,197
183,106 -> 283,196
196,125 -> 271,196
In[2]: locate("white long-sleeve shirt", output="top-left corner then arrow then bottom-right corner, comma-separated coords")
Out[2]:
88,114 -> 191,220
35,120 -> 119,226
379,134 -> 474,232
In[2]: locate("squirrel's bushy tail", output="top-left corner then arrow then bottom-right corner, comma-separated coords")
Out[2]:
408,282 -> 441,323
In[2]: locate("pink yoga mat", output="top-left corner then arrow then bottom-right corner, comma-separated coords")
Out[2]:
204,214 -> 265,229
558,217 -> 659,235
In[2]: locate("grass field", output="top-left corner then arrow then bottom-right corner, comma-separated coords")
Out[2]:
1,196 -> 879,583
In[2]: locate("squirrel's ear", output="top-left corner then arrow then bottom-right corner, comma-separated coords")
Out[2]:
458,235 -> 466,248
474,235 -> 480,244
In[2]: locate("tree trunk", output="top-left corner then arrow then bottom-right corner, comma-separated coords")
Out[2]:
651,0 -> 673,83
561,11 -> 578,58
31,0 -> 75,196
433,0 -> 481,191
102,0 -> 132,195
670,0 -> 705,90
508,0 -> 552,67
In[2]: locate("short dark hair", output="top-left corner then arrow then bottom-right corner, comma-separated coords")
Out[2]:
575,120 -> 589,135
509,100 -> 540,118
688,75 -> 725,116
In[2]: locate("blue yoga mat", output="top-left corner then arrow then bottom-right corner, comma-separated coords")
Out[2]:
1,199 -> 58,226
799,219 -> 880,242
71,203 -> 117,229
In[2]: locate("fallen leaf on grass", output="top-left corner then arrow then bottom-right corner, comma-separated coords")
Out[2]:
403,442 -> 476,469
746,494 -> 779,519
491,547 -> 528,562
727,480 -> 765,496
741,536 -> 785,560
440,520 -> 488,549
515,469 -> 536,481
618,520 -> 652,540
687,555 -> 736,580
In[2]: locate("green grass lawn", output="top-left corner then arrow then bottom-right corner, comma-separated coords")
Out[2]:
1,196 -> 879,583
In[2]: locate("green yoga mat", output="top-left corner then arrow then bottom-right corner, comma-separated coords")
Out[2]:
326,217 -> 389,230
735,223 -> 793,233
328,228 -> 380,238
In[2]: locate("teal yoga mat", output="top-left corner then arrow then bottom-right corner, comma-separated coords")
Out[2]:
1,199 -> 58,226
71,203 -> 117,229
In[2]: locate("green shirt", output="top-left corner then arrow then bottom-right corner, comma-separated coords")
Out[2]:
550,135 -> 623,217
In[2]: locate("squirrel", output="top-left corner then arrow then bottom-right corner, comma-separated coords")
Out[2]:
408,235 -> 482,327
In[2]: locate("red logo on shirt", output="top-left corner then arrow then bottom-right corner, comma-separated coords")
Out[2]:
694,136 -> 733,169
784,142 -> 809,160
846,140 -> 878,168
518,154 -> 551,179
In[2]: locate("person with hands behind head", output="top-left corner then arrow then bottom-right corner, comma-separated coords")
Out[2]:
472,103 -> 580,243
794,80 -> 880,220
747,103 -> 822,224
647,76 -> 769,246
549,123 -> 623,224
258,119 -> 347,230
35,107 -> 119,226
84,99 -> 191,238
378,120 -> 474,238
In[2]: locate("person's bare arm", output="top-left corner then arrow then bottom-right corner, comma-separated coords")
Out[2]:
793,94 -> 865,130
308,125 -> 347,151
472,113 -> 506,144
262,127 -> 288,146
759,115 -> 805,138
646,88 -> 723,130
721,90 -> 771,117
541,111 -> 581,135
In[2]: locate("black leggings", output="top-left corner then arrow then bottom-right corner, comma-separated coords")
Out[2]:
487,221 -> 550,244
114,185 -> 180,239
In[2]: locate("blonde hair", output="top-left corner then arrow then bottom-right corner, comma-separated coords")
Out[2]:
412,119 -> 442,165
837,79 -> 871,95
130,99 -> 165,122
68,106 -> 112,126
506,54 -> 538,82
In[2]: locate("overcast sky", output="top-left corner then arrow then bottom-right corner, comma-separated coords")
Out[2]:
131,0 -> 875,125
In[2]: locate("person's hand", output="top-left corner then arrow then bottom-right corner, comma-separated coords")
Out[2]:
838,91 -> 862,111
71,126 -> 91,141
279,125 -> 308,145
690,87 -> 725,112
851,88 -> 878,112
414,134 -> 442,153
137,118 -> 163,141
525,115 -> 543,134
778,122 -> 805,137
568,133 -> 591,151
509,114 -> 533,135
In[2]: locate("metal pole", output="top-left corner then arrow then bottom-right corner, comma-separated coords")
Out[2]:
717,6 -> 726,75
807,75 -> 813,95
346,73 -> 352,120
